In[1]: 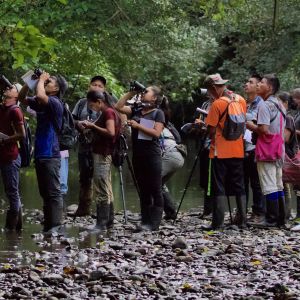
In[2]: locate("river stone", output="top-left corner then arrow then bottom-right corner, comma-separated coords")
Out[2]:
43,273 -> 64,284
172,237 -> 188,249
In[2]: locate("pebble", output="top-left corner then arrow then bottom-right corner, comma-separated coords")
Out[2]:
0,209 -> 298,299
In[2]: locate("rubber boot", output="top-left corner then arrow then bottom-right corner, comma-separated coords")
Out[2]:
16,207 -> 23,231
5,210 -> 19,230
206,196 -> 225,230
163,191 -> 176,220
251,199 -> 278,228
235,195 -> 247,229
199,194 -> 213,219
94,202 -> 110,231
74,184 -> 92,217
295,196 -> 300,220
278,193 -> 286,227
150,206 -> 163,231
107,202 -> 114,229
134,202 -> 152,232
43,205 -> 51,232
265,199 -> 279,225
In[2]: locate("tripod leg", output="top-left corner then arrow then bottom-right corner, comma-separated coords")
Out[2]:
118,166 -> 128,224
173,144 -> 204,223
125,155 -> 141,199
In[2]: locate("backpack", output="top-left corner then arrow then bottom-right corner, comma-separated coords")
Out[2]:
167,122 -> 182,144
57,102 -> 77,151
9,105 -> 33,168
219,94 -> 246,141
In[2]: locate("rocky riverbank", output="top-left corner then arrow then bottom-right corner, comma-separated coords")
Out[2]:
0,208 -> 299,299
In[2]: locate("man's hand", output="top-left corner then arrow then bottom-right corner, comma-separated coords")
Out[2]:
39,72 -> 50,82
76,121 -> 86,131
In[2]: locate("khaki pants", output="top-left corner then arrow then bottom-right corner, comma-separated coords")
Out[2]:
257,161 -> 283,195
93,154 -> 113,205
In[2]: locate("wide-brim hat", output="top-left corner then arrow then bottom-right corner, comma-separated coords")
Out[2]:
204,73 -> 229,86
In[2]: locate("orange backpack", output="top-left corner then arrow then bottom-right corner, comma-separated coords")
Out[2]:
219,94 -> 246,140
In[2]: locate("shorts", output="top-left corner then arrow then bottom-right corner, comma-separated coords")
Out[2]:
256,161 -> 283,195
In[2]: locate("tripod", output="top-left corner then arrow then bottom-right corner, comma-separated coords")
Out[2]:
116,134 -> 141,224
173,135 -> 233,224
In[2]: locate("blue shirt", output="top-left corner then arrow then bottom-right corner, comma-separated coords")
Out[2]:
28,96 -> 63,159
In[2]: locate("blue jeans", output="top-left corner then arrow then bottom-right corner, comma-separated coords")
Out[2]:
60,157 -> 69,196
0,155 -> 22,213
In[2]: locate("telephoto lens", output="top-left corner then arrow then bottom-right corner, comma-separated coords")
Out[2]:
129,81 -> 146,93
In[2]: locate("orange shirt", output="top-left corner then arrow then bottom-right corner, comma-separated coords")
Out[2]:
205,94 -> 246,159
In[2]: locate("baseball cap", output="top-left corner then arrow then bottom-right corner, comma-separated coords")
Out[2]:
204,73 -> 229,87
13,83 -> 22,93
90,75 -> 106,86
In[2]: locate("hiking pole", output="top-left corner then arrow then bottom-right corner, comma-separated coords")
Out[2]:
173,136 -> 207,223
118,165 -> 128,224
227,196 -> 233,224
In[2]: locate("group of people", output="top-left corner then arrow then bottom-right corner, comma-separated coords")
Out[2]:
196,73 -> 300,231
0,72 -> 185,233
0,70 -> 299,234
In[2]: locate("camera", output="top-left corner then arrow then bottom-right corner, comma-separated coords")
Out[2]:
129,81 -> 146,93
31,68 -> 43,80
0,75 -> 13,91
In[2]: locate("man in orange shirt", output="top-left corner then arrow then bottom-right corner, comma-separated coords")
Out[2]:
204,74 -> 247,230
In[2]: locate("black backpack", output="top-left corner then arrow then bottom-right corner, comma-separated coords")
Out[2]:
57,102 -> 77,151
9,105 -> 33,168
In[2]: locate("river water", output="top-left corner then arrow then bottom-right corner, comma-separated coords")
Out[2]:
0,141 -> 205,261
0,141 -> 296,262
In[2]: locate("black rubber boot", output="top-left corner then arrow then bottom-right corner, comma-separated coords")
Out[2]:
295,196 -> 300,220
107,202 -> 114,229
278,193 -> 286,227
251,199 -> 278,228
150,206 -> 163,231
202,196 -> 226,230
16,207 -> 23,231
43,205 -> 52,232
199,194 -> 213,219
235,195 -> 247,229
163,191 -> 176,220
94,202 -> 110,231
266,199 -> 279,225
74,185 -> 92,217
210,196 -> 226,230
43,200 -> 63,233
5,210 -> 19,230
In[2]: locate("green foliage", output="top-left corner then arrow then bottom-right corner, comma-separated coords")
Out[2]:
0,0 -> 299,107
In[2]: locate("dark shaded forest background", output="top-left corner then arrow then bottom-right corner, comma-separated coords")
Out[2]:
1,0 -> 299,125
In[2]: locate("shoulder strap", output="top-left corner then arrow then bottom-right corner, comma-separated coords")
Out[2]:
218,97 -> 232,122
76,99 -> 87,120
268,100 -> 286,123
